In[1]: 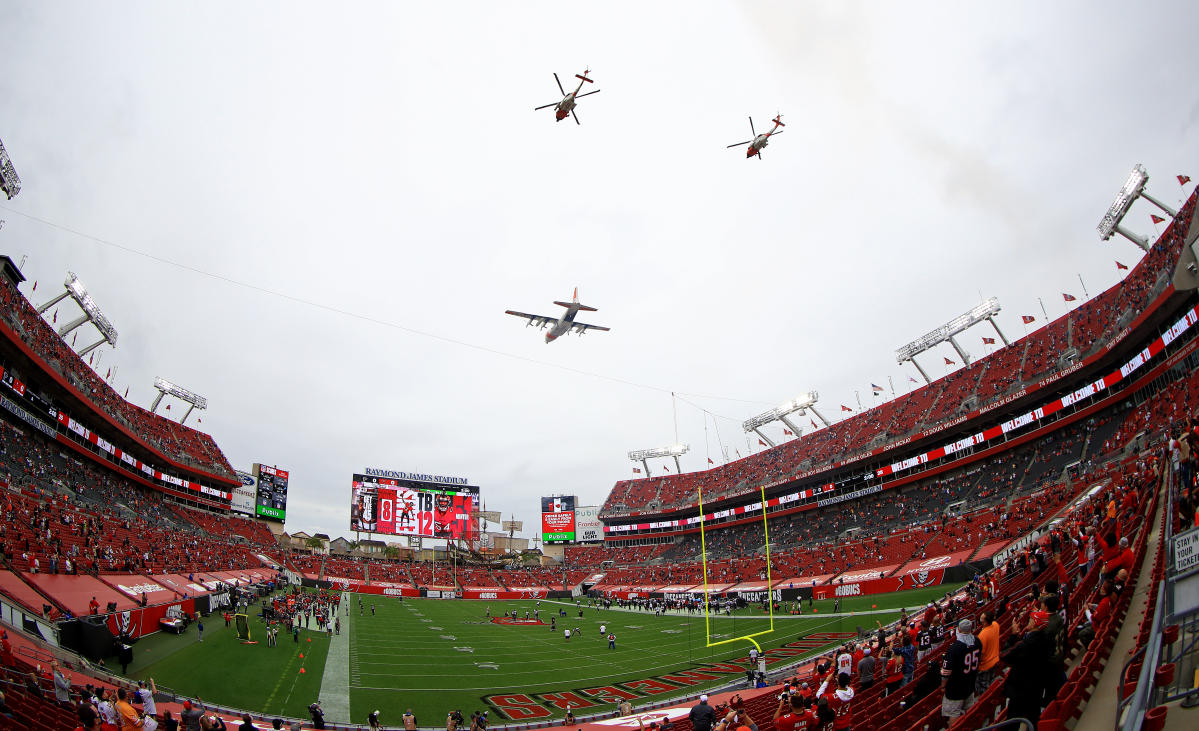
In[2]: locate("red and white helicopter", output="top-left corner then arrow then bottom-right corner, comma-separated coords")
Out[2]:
534,69 -> 600,125
505,287 -> 610,343
727,115 -> 785,159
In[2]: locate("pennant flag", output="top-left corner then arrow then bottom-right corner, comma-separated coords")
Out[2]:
1115,261 -> 1128,270
124,386 -> 129,398
757,438 -> 767,447
105,368 -> 111,379
52,309 -> 57,323
1022,315 -> 1035,324
1180,175 -> 1192,185
32,281 -> 36,291
783,428 -> 793,436
1062,293 -> 1076,302
707,457 -> 714,465
661,464 -> 670,472
944,357 -> 955,365
841,404 -> 852,412
72,331 -> 78,346
811,419 -> 818,429
1151,214 -> 1166,224
165,404 -> 171,410
633,467 -> 642,474
871,383 -> 884,393
197,417 -> 202,423
982,337 -> 996,345
908,376 -> 918,384
89,352 -> 94,364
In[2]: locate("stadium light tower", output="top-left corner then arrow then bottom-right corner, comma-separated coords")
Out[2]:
0,137 -> 21,200
896,298 -> 1006,384
1098,164 -> 1177,252
628,443 -> 689,477
150,377 -> 208,425
741,392 -> 825,447
36,272 -> 119,357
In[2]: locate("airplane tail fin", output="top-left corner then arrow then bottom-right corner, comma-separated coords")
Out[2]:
555,286 -> 597,311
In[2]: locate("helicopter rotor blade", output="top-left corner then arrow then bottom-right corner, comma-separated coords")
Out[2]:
575,89 -> 601,99
727,141 -> 752,148
554,72 -> 566,96
534,102 -> 559,111
748,116 -> 756,136
572,109 -> 581,125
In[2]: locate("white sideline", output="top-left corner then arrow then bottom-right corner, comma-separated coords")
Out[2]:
319,591 -> 352,722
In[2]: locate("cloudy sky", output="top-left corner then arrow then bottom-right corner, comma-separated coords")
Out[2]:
1,1 -> 1196,542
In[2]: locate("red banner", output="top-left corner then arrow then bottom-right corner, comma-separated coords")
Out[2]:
462,588 -> 550,600
812,569 -> 945,600
105,599 -> 195,639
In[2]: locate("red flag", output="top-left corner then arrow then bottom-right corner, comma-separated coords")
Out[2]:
707,457 -> 714,465
52,309 -> 57,323
1022,315 -> 1035,324
758,438 -> 767,447
105,368 -> 111,379
1151,214 -> 1165,224
783,428 -> 793,436
841,404 -> 852,412
661,464 -> 670,472
165,404 -> 171,410
197,418 -> 202,423
88,352 -> 94,364
1115,261 -> 1128,270
908,376 -> 918,383
982,337 -> 996,345
810,419 -> 818,429
31,281 -> 36,291
1180,175 -> 1192,185
1062,293 -> 1076,302
944,357 -> 955,365
633,467 -> 641,474
124,386 -> 129,398
72,331 -> 78,346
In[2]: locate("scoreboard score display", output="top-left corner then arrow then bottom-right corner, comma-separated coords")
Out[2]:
350,474 -> 478,539
254,464 -> 288,521
541,495 -> 576,542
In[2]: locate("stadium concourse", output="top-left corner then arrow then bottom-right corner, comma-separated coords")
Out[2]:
0,187 -> 1194,729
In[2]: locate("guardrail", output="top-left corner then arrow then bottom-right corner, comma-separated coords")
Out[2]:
1117,460 -> 1199,729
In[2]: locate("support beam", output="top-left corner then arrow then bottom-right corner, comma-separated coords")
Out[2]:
35,291 -> 70,314
1115,224 -> 1150,252
77,338 -> 107,358
752,427 -> 776,448
1140,191 -> 1178,218
808,406 -> 830,428
987,317 -> 1010,347
910,358 -> 932,385
150,392 -> 165,413
641,458 -> 650,477
182,404 -> 196,425
57,315 -> 90,338
779,415 -> 804,438
948,336 -> 971,366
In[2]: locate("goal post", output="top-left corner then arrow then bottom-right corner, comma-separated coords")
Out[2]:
698,484 -> 774,652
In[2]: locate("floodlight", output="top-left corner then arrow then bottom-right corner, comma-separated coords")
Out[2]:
0,138 -> 20,200
1098,165 -> 1149,240
151,376 -> 209,425
628,443 -> 690,477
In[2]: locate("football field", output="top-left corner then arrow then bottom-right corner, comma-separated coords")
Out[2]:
128,584 -> 961,725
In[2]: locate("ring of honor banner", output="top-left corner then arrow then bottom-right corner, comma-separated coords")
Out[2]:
541,495 -> 576,542
351,474 -> 478,540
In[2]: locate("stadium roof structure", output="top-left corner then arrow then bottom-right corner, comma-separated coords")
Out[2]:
1098,164 -> 1178,251
35,271 -> 119,357
895,298 -> 1008,384
628,443 -> 689,477
0,137 -> 20,200
741,392 -> 829,447
151,376 -> 208,425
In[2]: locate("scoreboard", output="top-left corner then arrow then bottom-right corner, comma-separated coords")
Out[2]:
255,464 -> 289,521
350,473 -> 477,540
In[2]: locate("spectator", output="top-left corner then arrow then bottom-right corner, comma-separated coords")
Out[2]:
690,694 -> 716,731
856,647 -> 876,690
897,635 -> 916,686
772,693 -> 815,731
52,662 -> 72,706
1001,625 -> 1048,726
181,699 -> 206,731
816,672 -> 854,730
239,714 -> 256,731
114,687 -> 142,731
940,619 -> 980,719
975,611 -> 1000,695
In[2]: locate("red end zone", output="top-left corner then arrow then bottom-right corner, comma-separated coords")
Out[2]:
490,617 -> 546,626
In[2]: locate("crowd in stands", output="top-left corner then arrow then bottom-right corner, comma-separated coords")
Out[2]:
0,275 -> 235,481
602,191 -> 1197,518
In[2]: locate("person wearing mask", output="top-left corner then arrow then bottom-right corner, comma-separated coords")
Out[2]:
975,612 -> 1000,695
941,619 -> 980,719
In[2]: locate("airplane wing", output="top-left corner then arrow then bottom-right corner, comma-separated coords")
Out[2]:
505,310 -> 556,328
570,321 -> 611,334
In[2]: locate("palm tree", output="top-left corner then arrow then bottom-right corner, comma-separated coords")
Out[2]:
347,540 -> 361,554
304,536 -> 325,553
384,545 -> 400,561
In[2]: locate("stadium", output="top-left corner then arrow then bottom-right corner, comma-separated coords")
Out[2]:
1,4 -> 1198,731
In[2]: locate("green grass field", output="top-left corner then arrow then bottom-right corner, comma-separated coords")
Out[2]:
122,584 -> 959,725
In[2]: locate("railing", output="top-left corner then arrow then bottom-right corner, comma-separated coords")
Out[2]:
1117,460 -> 1199,729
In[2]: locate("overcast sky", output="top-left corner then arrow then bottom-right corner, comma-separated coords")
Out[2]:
1,1 -> 1197,543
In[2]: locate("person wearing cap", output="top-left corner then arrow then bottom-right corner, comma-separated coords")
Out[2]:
856,647 -> 876,690
940,619 -> 979,718
181,697 -> 206,731
367,709 -> 382,730
690,694 -> 716,731
137,679 -> 157,719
